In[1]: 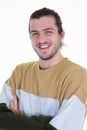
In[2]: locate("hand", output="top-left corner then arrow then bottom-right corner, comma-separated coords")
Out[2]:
10,95 -> 20,114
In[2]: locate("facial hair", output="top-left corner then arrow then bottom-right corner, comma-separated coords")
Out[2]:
33,42 -> 62,60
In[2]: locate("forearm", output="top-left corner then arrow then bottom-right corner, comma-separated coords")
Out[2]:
0,103 -> 57,130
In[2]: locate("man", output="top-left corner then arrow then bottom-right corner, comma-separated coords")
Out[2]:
0,7 -> 87,130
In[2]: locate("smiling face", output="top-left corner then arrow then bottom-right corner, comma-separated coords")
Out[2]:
29,16 -> 64,60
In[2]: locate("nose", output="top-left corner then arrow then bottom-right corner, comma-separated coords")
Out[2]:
38,33 -> 46,44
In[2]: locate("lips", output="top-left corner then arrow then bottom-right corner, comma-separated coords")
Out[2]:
37,42 -> 51,50
39,44 -> 50,49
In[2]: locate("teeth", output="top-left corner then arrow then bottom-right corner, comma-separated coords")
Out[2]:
40,45 -> 49,49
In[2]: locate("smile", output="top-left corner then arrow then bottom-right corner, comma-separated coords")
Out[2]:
40,45 -> 50,49
37,42 -> 51,50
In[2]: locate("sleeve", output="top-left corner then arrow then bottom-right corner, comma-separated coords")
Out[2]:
0,66 -> 57,130
0,65 -> 22,108
0,103 -> 57,130
0,83 -> 15,109
49,69 -> 87,130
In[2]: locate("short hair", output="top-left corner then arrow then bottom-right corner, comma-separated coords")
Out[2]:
29,7 -> 63,34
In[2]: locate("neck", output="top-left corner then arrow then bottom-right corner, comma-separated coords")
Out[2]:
39,51 -> 64,69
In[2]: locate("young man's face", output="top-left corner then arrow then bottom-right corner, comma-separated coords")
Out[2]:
29,16 -> 64,60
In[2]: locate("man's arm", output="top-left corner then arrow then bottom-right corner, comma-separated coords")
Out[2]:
49,95 -> 86,130
0,94 -> 56,130
9,92 -> 86,130
10,95 -> 20,114
0,103 -> 56,130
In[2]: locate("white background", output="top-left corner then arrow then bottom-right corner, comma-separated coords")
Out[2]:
0,0 -> 87,129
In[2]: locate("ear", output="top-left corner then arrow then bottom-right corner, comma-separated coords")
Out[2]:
60,30 -> 65,39
60,31 -> 65,47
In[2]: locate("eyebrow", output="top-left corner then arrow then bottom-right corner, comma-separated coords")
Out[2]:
30,30 -> 38,33
30,27 -> 54,34
43,27 -> 54,31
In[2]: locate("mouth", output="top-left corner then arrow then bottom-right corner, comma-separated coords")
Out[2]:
39,44 -> 50,49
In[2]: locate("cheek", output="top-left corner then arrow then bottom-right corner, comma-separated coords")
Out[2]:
31,38 -> 37,46
56,36 -> 62,43
51,34 -> 59,41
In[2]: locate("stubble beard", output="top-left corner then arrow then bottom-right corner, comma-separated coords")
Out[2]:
33,43 -> 61,60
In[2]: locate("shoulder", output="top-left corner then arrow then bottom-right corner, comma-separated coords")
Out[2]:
15,61 -> 39,71
10,61 -> 39,77
65,58 -> 87,91
65,58 -> 87,74
6,61 -> 39,84
62,58 -> 87,88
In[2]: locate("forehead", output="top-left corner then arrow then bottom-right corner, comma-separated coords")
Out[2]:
29,16 -> 56,31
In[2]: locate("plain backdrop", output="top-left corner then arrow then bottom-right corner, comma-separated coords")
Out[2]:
0,0 -> 87,129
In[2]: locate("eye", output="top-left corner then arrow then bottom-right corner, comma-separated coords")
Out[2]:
31,32 -> 39,37
30,30 -> 39,38
45,30 -> 53,35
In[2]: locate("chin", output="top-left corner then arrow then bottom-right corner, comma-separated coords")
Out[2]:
39,55 -> 54,60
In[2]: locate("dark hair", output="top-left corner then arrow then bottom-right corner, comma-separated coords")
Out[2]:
29,7 -> 63,34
